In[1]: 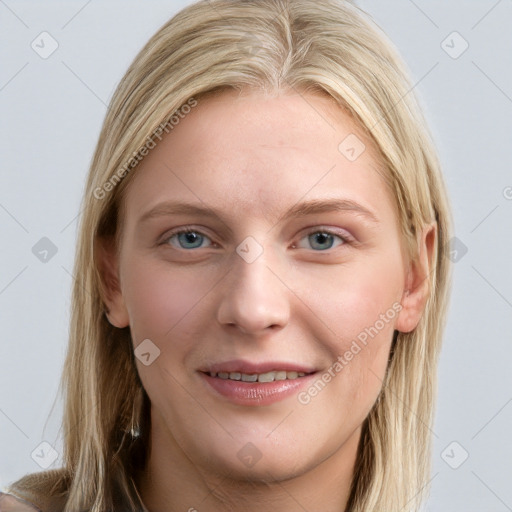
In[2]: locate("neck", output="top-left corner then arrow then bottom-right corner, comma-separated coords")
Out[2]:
135,410 -> 361,512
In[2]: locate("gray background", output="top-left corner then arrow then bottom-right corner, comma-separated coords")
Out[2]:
1,1 -> 511,510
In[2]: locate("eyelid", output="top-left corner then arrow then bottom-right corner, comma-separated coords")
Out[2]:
297,225 -> 354,242
159,225 -> 216,247
159,224 -> 355,252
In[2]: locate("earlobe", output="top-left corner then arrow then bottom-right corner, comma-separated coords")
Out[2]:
95,236 -> 130,329
396,222 -> 437,333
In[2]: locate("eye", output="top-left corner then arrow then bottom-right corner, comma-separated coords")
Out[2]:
162,228 -> 214,250
295,229 -> 349,251
160,227 -> 350,252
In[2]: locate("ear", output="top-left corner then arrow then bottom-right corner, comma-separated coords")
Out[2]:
95,236 -> 130,328
395,222 -> 437,333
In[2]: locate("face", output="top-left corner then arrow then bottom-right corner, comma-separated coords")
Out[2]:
101,89 -> 431,482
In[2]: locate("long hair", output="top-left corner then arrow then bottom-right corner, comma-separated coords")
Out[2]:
6,1 -> 452,510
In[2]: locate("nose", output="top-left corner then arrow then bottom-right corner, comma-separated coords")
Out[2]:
215,244 -> 290,336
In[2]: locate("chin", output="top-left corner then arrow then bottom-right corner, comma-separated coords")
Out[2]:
198,434 -> 317,482
224,454 -> 313,483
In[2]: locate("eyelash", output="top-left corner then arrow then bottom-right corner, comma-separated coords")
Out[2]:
159,225 -> 353,252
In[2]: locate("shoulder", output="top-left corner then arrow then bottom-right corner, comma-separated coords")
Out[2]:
2,468 -> 69,512
0,492 -> 42,512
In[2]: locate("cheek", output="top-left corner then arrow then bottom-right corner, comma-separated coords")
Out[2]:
303,253 -> 402,343
298,252 -> 401,407
122,256 -> 213,342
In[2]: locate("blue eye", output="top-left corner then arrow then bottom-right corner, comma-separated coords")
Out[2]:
298,230 -> 346,251
165,229 -> 213,249
162,228 -> 348,252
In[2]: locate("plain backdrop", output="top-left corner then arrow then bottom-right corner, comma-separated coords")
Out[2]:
1,1 -> 511,510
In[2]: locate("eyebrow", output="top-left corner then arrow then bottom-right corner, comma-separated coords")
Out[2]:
137,198 -> 379,228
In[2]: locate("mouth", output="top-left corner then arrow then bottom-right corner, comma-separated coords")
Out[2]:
205,370 -> 311,382
197,360 -> 318,406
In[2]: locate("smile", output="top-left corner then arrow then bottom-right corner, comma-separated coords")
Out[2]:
199,370 -> 318,406
208,370 -> 309,382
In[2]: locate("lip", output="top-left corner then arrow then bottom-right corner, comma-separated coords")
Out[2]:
197,359 -> 318,406
198,359 -> 317,375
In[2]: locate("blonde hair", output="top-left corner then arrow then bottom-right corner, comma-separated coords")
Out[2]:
7,0 -> 452,510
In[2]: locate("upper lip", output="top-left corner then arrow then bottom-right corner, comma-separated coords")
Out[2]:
198,359 -> 317,375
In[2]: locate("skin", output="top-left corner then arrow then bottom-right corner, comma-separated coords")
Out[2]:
99,89 -> 435,512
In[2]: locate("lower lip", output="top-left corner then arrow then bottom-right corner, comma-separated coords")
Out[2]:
199,372 -> 317,406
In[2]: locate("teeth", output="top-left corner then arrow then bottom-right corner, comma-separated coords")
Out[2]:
209,370 -> 309,382
241,373 -> 258,382
258,371 -> 275,383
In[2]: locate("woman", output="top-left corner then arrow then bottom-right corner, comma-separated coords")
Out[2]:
0,0 -> 452,510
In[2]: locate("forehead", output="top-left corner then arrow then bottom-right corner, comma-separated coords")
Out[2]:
121,89 -> 394,227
